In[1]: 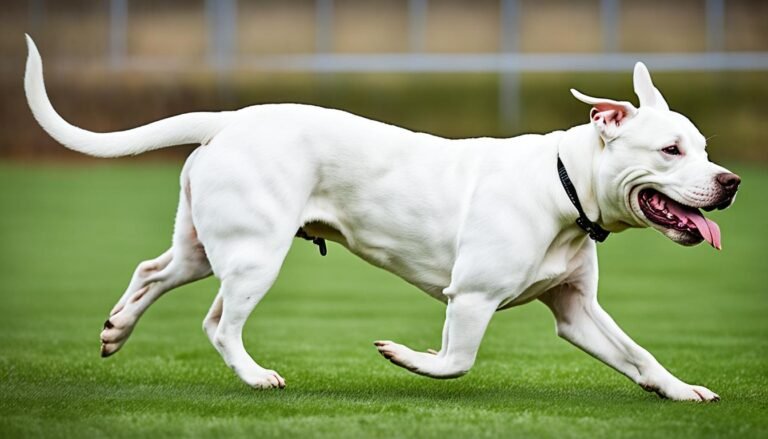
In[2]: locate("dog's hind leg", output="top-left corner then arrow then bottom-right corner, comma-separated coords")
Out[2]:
100,183 -> 212,357
202,292 -> 222,344
107,249 -> 173,320
375,293 -> 499,378
205,233 -> 294,389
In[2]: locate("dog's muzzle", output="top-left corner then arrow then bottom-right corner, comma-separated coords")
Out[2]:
703,172 -> 741,211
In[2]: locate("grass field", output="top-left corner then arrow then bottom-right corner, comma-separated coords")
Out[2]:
0,161 -> 766,438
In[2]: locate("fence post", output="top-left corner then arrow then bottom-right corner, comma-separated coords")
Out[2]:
28,0 -> 45,35
600,0 -> 619,52
499,0 -> 520,132
109,0 -> 127,70
206,0 -> 237,71
316,0 -> 334,53
705,0 -> 725,51
408,0 -> 427,53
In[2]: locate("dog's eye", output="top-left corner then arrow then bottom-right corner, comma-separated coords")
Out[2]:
661,145 -> 681,156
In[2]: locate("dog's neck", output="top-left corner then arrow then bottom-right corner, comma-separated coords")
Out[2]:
555,124 -> 605,231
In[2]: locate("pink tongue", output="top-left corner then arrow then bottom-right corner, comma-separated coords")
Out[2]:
666,201 -> 722,250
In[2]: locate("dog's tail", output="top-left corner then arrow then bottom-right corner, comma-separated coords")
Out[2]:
24,34 -> 230,158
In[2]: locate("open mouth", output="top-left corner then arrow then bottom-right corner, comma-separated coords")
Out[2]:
638,189 -> 721,249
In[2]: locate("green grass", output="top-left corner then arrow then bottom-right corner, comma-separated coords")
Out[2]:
0,161 -> 766,438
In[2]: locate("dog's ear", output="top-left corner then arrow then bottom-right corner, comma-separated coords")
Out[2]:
633,62 -> 669,111
571,89 -> 637,141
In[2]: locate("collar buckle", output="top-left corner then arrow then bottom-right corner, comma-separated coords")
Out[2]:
575,217 -> 610,242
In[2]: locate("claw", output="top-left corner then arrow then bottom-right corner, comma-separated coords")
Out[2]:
100,344 -> 115,358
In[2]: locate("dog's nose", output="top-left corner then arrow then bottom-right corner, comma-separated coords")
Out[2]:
716,172 -> 741,193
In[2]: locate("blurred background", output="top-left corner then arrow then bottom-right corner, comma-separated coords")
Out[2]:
0,0 -> 767,161
1,3 -> 767,436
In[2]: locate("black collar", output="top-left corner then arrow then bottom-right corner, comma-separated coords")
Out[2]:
557,155 -> 610,242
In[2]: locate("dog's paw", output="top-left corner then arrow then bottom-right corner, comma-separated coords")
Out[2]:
241,368 -> 286,389
643,382 -> 720,402
374,340 -> 420,371
672,384 -> 720,402
100,317 -> 135,358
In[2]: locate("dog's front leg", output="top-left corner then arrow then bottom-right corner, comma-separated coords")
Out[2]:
540,254 -> 719,401
375,293 -> 499,379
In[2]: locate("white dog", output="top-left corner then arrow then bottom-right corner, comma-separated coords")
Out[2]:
24,35 -> 739,401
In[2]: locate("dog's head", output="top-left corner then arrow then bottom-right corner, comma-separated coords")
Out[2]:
571,62 -> 740,249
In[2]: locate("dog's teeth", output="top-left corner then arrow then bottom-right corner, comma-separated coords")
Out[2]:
666,213 -> 674,220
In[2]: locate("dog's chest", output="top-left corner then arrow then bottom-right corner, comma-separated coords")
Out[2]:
499,238 -> 585,309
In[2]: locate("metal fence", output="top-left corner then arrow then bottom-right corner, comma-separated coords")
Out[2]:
24,0 -> 768,126
97,0 -> 768,72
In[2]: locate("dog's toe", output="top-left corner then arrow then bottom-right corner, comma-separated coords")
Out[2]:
651,382 -> 721,401
99,311 -> 137,355
244,369 -> 287,389
374,340 -> 430,374
100,326 -> 133,358
375,340 -> 415,365
100,342 -> 119,358
690,385 -> 720,402
267,370 -> 286,389
100,325 -> 133,343
374,341 -> 399,359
